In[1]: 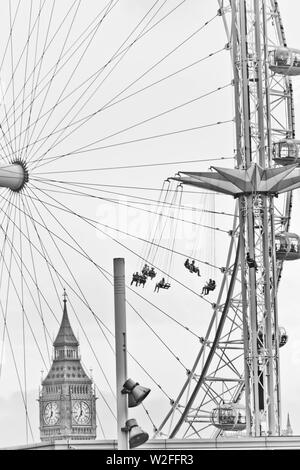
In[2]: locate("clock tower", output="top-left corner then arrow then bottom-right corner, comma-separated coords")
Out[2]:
39,292 -> 97,441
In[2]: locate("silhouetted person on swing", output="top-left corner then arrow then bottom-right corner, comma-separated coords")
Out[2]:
154,277 -> 170,292
138,274 -> 147,287
184,258 -> 200,276
201,279 -> 216,295
190,260 -> 201,276
142,263 -> 150,276
148,267 -> 156,280
246,252 -> 258,271
131,272 -> 139,286
155,277 -> 165,293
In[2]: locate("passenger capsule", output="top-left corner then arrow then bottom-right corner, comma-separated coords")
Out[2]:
275,233 -> 300,261
258,326 -> 288,348
211,403 -> 246,431
278,327 -> 288,348
273,140 -> 300,166
269,47 -> 300,76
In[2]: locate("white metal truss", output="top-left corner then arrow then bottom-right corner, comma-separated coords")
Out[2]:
155,0 -> 297,439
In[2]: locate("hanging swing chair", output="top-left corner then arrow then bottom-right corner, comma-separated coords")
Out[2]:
154,278 -> 171,293
184,258 -> 201,276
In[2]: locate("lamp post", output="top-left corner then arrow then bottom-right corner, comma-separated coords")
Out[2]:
113,258 -> 129,450
114,258 -> 150,449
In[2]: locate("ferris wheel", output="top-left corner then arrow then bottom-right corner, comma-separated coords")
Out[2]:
0,0 -> 299,446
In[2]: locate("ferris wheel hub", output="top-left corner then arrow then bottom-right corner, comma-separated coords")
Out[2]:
0,160 -> 29,192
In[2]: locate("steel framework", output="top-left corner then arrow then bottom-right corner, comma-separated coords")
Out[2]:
155,0 -> 300,439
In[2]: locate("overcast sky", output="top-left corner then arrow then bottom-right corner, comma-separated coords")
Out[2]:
0,0 -> 300,447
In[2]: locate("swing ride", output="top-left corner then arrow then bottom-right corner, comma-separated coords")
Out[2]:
156,0 -> 300,439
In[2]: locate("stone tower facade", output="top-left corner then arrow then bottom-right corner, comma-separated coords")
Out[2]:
39,293 -> 97,441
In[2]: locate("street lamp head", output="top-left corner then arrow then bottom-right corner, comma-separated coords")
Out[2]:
122,419 -> 149,449
121,378 -> 151,408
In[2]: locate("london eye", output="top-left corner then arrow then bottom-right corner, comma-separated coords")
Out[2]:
0,0 -> 299,447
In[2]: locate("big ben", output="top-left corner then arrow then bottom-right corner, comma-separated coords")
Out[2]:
39,291 -> 97,441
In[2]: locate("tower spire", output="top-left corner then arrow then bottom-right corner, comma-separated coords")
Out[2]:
53,290 -> 79,348
285,413 -> 293,436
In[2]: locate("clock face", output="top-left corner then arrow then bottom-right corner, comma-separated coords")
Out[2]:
72,401 -> 91,425
44,402 -> 59,425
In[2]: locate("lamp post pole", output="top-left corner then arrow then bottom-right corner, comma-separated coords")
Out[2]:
113,258 -> 129,450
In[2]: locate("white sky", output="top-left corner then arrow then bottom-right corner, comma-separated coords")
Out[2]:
0,0 -> 300,447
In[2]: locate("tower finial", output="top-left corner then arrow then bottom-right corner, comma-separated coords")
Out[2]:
287,412 -> 293,435
63,288 -> 67,304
